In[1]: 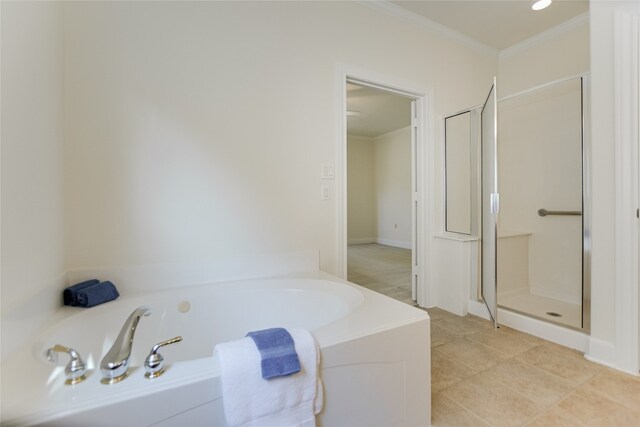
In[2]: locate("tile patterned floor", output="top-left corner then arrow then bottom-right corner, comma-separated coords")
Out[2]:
348,243 -> 640,426
347,243 -> 414,305
427,307 -> 640,427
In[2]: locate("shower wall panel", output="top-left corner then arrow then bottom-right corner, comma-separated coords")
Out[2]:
498,79 -> 582,304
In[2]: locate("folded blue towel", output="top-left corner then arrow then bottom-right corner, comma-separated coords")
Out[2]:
246,328 -> 301,379
63,279 -> 100,306
64,280 -> 120,308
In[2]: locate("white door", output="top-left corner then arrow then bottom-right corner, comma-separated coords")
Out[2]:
411,100 -> 418,301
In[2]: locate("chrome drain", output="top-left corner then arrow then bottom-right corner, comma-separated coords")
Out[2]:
546,312 -> 562,317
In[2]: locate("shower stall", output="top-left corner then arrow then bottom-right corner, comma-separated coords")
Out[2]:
495,76 -> 588,331
445,75 -> 589,332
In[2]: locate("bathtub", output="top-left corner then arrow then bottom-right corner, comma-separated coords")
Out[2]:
1,273 -> 430,426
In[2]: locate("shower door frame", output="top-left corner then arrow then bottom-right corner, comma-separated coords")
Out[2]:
481,77 -> 499,328
496,73 -> 591,332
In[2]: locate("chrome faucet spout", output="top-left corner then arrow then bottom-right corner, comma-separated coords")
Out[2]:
100,306 -> 151,384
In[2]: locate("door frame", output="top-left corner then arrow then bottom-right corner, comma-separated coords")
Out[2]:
611,9 -> 639,374
335,64 -> 434,307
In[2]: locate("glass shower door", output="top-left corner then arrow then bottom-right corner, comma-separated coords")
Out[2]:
481,78 -> 499,328
496,77 -> 584,330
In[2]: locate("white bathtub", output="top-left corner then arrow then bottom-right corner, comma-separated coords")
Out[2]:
1,273 -> 430,426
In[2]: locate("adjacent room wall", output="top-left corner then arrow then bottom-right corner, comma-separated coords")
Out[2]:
347,127 -> 412,249
347,134 -> 376,243
374,127 -> 412,248
0,1 -> 66,359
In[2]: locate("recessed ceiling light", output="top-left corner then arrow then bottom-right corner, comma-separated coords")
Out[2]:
532,0 -> 552,11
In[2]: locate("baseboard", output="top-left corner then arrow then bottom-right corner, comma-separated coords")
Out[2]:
376,238 -> 412,250
468,299 -> 491,319
348,237 -> 377,245
585,337 -> 620,371
586,337 -> 640,376
347,238 -> 412,250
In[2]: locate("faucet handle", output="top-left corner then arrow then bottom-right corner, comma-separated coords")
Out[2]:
46,344 -> 87,385
144,336 -> 182,379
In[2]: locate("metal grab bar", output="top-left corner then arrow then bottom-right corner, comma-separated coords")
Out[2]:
537,208 -> 582,217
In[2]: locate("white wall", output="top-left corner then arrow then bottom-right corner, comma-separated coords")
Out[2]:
374,127 -> 412,248
498,15 -> 590,97
587,0 -> 639,373
347,127 -> 411,249
61,1 -> 496,274
0,2 -> 497,359
588,0 -> 616,357
0,1 -> 66,359
347,135 -> 376,243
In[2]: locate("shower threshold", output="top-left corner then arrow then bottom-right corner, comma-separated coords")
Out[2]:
498,292 -> 582,330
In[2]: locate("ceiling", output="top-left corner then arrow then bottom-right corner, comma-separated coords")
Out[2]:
347,83 -> 412,138
391,0 -> 589,50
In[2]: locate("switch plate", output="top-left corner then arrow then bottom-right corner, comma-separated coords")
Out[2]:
321,186 -> 329,200
321,163 -> 335,179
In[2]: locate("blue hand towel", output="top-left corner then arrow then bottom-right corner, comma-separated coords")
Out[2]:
246,328 -> 301,379
63,279 -> 100,306
64,281 -> 120,308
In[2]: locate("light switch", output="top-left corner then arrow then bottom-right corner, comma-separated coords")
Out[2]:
321,163 -> 335,179
321,186 -> 329,200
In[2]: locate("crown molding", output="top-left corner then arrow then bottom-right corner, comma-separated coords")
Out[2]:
357,1 -> 499,58
500,11 -> 590,59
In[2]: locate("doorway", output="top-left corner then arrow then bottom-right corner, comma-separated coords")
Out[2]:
345,82 -> 414,304
337,71 -> 431,308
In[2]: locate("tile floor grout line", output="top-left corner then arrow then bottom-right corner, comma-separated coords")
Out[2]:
456,336 -> 517,360
436,389 -> 496,427
433,348 -> 488,375
509,355 -> 588,391
487,357 -> 582,396
477,369 -> 573,412
464,330 -> 544,358
514,347 -> 602,388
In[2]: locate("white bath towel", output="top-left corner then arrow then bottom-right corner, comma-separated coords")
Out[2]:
214,328 -> 323,427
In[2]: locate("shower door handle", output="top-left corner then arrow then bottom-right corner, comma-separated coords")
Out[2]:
490,193 -> 500,214
537,208 -> 582,217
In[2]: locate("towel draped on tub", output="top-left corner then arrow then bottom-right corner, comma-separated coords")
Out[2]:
246,328 -> 302,379
214,328 -> 323,427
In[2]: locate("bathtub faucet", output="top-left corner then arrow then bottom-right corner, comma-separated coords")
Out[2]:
100,306 -> 151,384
